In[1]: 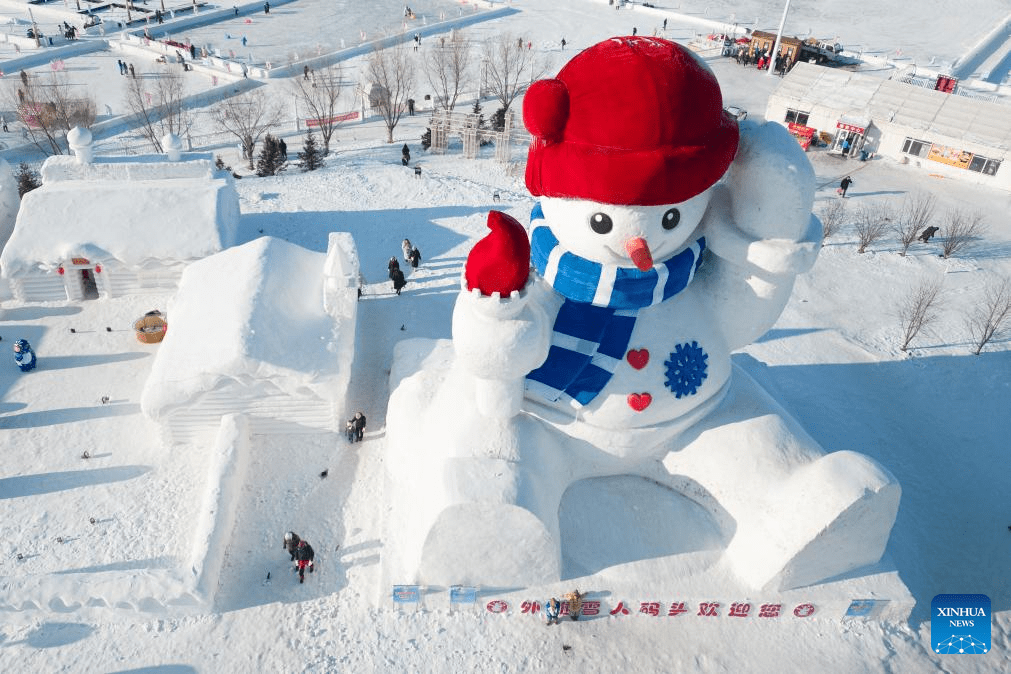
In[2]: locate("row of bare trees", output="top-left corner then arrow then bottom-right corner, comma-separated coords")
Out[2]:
4,29 -> 548,161
896,276 -> 1011,354
367,31 -> 551,144
4,70 -> 96,155
819,192 -> 989,259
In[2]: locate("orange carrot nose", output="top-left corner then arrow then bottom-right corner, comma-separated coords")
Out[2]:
625,237 -> 654,272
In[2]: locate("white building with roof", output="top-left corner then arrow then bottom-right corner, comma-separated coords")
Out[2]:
140,233 -> 360,445
0,129 -> 240,302
766,62 -> 1010,191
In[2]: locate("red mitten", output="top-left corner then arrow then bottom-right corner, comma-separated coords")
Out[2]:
465,211 -> 530,296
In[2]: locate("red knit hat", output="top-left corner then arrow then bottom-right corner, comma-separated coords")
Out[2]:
523,37 -> 739,206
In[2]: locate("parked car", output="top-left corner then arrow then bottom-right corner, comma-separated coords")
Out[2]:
724,105 -> 748,122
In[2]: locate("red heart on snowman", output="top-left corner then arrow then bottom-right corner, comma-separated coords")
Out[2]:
626,348 -> 649,370
627,392 -> 652,411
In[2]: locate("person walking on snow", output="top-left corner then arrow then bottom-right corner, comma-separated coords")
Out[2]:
391,267 -> 407,295
839,175 -> 853,197
279,138 -> 287,159
352,412 -> 366,442
402,238 -> 413,262
545,597 -> 561,625
283,531 -> 302,561
388,256 -> 401,280
408,246 -> 421,269
563,590 -> 584,621
294,539 -> 315,583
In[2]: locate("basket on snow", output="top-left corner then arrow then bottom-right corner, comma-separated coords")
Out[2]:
134,310 -> 167,344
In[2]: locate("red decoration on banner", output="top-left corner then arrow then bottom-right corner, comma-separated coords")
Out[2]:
609,601 -> 630,616
520,601 -> 540,614
793,603 -> 816,618
639,602 -> 660,616
667,602 -> 689,616
581,601 -> 601,616
729,602 -> 751,617
758,603 -> 782,618
485,600 -> 508,613
697,602 -> 720,617
57,266 -> 65,275
94,264 -> 102,274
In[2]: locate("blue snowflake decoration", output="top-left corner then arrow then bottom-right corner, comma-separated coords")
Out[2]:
664,341 -> 708,398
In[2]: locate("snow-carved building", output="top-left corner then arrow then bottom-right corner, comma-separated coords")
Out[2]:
0,129 -> 240,302
140,234 -> 360,445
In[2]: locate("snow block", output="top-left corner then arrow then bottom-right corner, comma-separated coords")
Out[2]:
419,502 -> 558,587
186,413 -> 251,603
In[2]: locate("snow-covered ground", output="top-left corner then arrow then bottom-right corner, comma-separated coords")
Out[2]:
1,1 -> 1010,672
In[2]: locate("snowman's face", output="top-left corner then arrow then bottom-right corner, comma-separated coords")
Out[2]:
539,188 -> 712,269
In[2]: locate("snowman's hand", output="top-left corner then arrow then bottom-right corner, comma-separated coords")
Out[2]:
452,278 -> 553,381
726,120 -> 819,244
703,194 -> 821,275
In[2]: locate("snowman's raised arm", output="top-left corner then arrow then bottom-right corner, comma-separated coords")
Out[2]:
705,120 -> 821,269
697,120 -> 822,349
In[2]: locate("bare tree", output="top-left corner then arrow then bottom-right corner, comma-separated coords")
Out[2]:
482,32 -> 552,112
422,32 -> 473,112
896,276 -> 944,351
6,70 -> 96,155
123,67 -> 190,153
965,277 -> 1011,355
293,63 -> 346,155
940,209 -> 987,259
818,199 -> 846,242
894,191 -> 935,256
367,40 -> 415,144
854,203 -> 891,254
212,89 -> 284,169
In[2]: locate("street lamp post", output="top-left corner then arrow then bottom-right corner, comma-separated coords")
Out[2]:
768,0 -> 792,77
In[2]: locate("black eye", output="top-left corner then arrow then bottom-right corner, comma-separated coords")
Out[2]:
662,208 -> 681,230
589,212 -> 613,234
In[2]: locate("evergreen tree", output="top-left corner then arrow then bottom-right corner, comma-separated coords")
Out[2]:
256,134 -> 286,177
473,100 -> 492,146
492,107 -> 507,133
421,127 -> 431,151
297,130 -> 325,172
14,162 -> 41,198
471,100 -> 486,130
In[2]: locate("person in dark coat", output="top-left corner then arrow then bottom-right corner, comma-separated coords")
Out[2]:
346,418 -> 356,443
391,267 -> 407,295
279,138 -> 287,159
352,411 -> 366,441
839,175 -> 853,197
283,531 -> 302,561
408,246 -> 421,269
295,540 -> 315,583
388,256 -> 401,280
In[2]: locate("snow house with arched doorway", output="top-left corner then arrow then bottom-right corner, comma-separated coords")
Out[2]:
0,137 -> 239,303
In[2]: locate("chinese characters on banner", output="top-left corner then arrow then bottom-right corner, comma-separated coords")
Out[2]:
473,597 -> 815,620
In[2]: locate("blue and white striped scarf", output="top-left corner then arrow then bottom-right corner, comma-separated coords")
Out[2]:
525,202 -> 705,408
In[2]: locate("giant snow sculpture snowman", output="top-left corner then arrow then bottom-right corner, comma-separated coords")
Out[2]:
386,37 -> 899,591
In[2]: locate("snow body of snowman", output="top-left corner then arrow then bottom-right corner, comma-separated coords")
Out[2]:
386,37 -> 899,591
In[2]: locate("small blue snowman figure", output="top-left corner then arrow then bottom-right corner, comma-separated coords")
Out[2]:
13,339 -> 36,372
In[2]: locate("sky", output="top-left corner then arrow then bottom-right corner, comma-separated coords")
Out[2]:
1,1 -> 1010,672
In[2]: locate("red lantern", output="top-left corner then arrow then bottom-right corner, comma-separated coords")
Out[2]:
94,264 -> 102,274
57,266 -> 65,275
